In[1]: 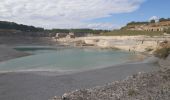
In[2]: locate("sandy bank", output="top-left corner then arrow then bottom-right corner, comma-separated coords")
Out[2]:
0,45 -> 30,62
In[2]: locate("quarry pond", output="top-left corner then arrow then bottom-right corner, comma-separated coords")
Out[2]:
0,45 -> 140,73
0,43 -> 161,100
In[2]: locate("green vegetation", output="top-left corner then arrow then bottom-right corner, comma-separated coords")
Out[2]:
0,20 -> 110,37
154,47 -> 170,59
1,18 -> 169,37
124,18 -> 170,29
126,18 -> 170,26
150,20 -> 156,23
154,41 -> 170,59
145,48 -> 154,52
0,20 -> 109,34
127,21 -> 149,26
0,21 -> 44,32
46,28 -> 109,34
45,28 -> 110,37
45,29 -> 70,33
164,27 -> 170,34
159,18 -> 170,22
100,30 -> 163,36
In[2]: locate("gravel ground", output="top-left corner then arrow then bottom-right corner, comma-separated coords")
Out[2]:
0,62 -> 159,100
52,69 -> 170,100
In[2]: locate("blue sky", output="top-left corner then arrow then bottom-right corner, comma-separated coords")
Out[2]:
91,0 -> 170,28
0,0 -> 169,29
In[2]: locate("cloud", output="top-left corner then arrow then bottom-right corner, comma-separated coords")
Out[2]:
149,16 -> 159,21
0,0 -> 145,29
86,23 -> 119,30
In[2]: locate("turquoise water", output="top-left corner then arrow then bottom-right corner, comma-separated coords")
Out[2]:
0,46 -> 138,72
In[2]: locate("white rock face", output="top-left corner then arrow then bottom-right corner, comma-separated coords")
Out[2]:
56,35 -> 170,53
84,39 -> 97,45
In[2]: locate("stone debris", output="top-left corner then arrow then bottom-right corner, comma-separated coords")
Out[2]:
50,69 -> 170,100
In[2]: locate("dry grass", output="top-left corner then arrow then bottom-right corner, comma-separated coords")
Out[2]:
100,30 -> 163,36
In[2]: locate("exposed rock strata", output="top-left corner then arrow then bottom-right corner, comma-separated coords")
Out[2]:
56,35 -> 170,53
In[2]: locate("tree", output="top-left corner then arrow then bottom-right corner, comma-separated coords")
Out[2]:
150,20 -> 155,23
127,21 -> 149,26
46,28 -> 110,35
159,18 -> 170,22
0,21 -> 44,32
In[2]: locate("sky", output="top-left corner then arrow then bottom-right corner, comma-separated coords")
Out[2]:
0,0 -> 170,30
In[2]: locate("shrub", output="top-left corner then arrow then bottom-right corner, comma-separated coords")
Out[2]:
145,48 -> 153,52
164,27 -> 170,34
154,47 -> 170,59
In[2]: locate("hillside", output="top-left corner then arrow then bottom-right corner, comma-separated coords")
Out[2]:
0,21 -> 44,32
0,21 -> 109,37
0,21 -> 49,37
121,18 -> 170,33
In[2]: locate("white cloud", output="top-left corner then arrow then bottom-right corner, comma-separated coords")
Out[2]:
0,0 -> 145,29
87,23 -> 118,30
149,16 -> 159,21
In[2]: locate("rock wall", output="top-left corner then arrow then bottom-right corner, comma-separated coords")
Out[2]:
57,35 -> 170,53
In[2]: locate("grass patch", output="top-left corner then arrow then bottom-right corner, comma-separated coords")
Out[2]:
100,30 -> 163,36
